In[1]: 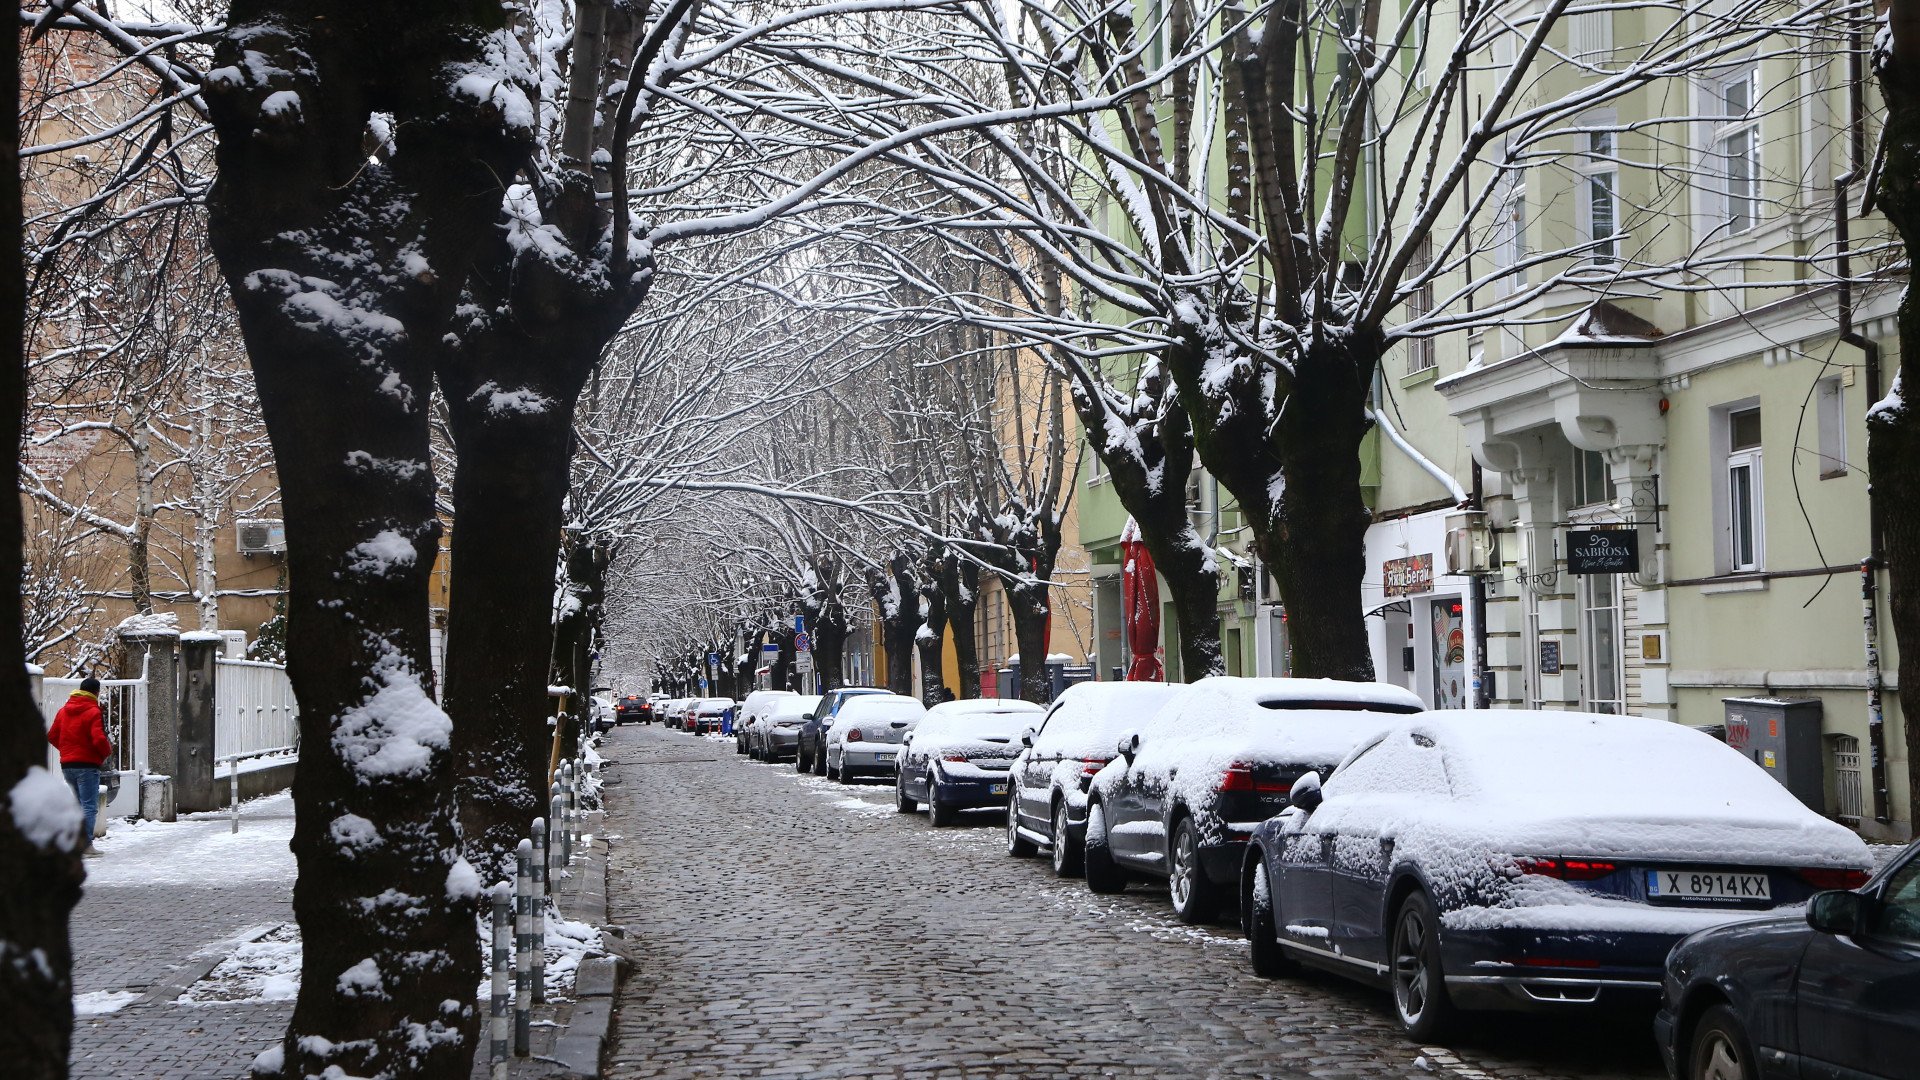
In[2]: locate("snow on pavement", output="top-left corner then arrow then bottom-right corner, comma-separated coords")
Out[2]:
88,791 -> 295,888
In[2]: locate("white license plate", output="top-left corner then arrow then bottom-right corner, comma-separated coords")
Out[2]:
874,753 -> 895,762
990,784 -> 1008,796
1648,869 -> 1770,902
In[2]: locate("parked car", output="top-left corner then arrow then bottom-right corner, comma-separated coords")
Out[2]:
894,699 -> 1045,826
797,687 -> 891,774
659,698 -> 684,729
1084,676 -> 1423,923
823,695 -> 926,783
688,697 -> 735,735
1655,838 -> 1911,1080
1240,710 -> 1874,1042
1006,682 -> 1186,876
590,693 -> 617,733
751,695 -> 822,762
615,694 -> 653,725
733,690 -> 797,755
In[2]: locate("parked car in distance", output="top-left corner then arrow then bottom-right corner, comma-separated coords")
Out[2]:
752,694 -> 821,762
895,699 -> 1045,826
1085,676 -> 1423,923
798,687 -> 891,774
1007,682 -> 1187,877
734,690 -> 798,755
823,695 -> 926,783
1241,710 -> 1874,1042
687,697 -> 735,735
1655,838 -> 1913,1080
661,698 -> 689,729
615,694 -> 653,725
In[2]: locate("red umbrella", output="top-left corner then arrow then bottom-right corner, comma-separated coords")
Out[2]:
1121,521 -> 1164,682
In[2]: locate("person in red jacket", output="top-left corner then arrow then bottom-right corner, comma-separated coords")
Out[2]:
48,677 -> 112,854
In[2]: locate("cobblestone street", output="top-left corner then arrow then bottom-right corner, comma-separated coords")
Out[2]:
601,725 -> 1665,1079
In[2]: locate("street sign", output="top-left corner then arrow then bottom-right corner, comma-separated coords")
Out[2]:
707,651 -> 719,667
1566,528 -> 1639,574
760,644 -> 779,666
794,632 -> 811,654
795,652 -> 814,675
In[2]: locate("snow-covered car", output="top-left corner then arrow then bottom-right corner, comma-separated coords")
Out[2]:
798,686 -> 891,774
687,697 -> 735,735
894,699 -> 1045,826
733,689 -> 797,755
1006,682 -> 1187,877
1654,838 -> 1912,1080
1083,676 -> 1423,923
750,694 -> 820,761
590,693 -> 617,733
662,698 -> 691,729
823,694 -> 925,783
1241,711 -> 1874,1041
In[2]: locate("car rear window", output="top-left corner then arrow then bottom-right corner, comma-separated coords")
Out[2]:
1257,698 -> 1423,715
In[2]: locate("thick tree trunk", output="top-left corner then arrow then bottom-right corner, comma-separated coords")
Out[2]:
915,567 -> 948,702
1008,582 -> 1052,704
203,8 -> 531,1077
808,592 -> 848,693
0,16 -> 86,1073
1872,31 -> 1920,831
874,556 -> 917,695
939,555 -> 980,697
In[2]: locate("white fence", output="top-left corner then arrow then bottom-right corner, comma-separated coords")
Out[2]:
40,659 -> 148,819
214,657 -> 299,762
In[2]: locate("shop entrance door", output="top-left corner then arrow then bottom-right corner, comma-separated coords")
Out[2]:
1428,598 -> 1466,709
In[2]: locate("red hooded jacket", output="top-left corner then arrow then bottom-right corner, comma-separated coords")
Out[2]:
48,691 -> 113,767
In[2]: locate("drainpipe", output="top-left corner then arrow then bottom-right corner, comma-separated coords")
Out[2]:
1470,462 -> 1492,709
1837,25 -> 1891,824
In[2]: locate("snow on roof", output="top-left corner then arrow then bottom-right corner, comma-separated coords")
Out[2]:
766,695 -> 823,720
115,611 -> 180,637
926,698 -> 1045,719
1034,682 -> 1187,758
1188,675 -> 1424,713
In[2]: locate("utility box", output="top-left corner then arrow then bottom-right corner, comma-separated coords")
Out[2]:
1722,697 -> 1824,811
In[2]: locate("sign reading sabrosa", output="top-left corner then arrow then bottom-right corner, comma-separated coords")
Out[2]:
1566,528 -> 1639,575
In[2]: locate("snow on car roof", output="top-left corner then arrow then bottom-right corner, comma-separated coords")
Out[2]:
765,695 -> 822,720
1036,682 -> 1187,755
925,698 -> 1045,719
835,695 -> 925,722
1334,711 -> 1871,867
1190,675 -> 1424,713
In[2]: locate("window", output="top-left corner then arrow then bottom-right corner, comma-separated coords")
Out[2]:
1580,572 -> 1624,714
1727,406 -> 1763,571
1873,859 -> 1920,943
1817,377 -> 1848,479
1581,129 -> 1620,263
1406,237 -> 1435,373
1831,734 -> 1863,822
1495,178 -> 1527,287
1708,66 -> 1761,236
1571,448 -> 1611,508
1569,9 -> 1612,62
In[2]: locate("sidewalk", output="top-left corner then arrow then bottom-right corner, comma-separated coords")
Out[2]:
68,786 -> 620,1080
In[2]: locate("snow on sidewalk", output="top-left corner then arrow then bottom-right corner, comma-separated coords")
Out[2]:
87,791 -> 297,888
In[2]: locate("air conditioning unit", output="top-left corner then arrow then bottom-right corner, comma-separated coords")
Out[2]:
1444,510 -> 1493,575
237,518 -> 287,556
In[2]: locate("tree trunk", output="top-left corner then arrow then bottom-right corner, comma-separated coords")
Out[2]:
129,431 -> 155,615
915,565 -> 948,702
808,593 -> 848,693
939,554 -> 980,697
874,556 -> 917,695
0,14 -> 86,1072
203,7 -> 532,1076
1873,26 -> 1920,831
1008,581 -> 1052,704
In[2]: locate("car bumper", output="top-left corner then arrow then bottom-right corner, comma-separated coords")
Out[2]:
930,772 -> 1013,809
1198,840 -> 1247,887
1439,926 -> 1672,1011
766,730 -> 799,753
1652,1006 -> 1680,1079
840,746 -> 904,775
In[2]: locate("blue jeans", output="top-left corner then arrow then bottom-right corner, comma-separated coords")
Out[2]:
62,766 -> 99,846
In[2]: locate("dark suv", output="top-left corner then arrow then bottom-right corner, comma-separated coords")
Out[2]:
797,687 -> 890,774
615,695 -> 652,725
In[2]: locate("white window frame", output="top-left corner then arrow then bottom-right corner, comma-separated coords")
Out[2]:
1495,176 -> 1527,292
1576,120 -> 1621,264
1569,8 -> 1613,63
1704,65 -> 1761,238
1406,236 -> 1435,373
1816,376 -> 1848,479
1711,400 -> 1764,574
1578,571 -> 1625,714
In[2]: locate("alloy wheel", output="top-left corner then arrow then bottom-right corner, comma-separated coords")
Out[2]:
1170,825 -> 1196,908
1393,906 -> 1430,1024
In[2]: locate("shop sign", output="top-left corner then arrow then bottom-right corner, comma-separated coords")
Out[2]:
1538,640 -> 1561,675
1566,528 -> 1639,574
1383,553 -> 1433,597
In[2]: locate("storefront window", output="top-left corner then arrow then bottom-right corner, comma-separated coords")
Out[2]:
1580,573 -> 1623,713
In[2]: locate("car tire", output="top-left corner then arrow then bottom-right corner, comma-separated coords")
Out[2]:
1006,795 -> 1037,858
928,776 -> 957,827
1246,857 -> 1299,978
1082,802 -> 1126,894
795,745 -> 810,773
1168,816 -> 1219,925
1688,1004 -> 1756,1080
836,756 -> 857,785
1391,890 -> 1458,1042
1050,798 -> 1083,878
895,771 -> 917,813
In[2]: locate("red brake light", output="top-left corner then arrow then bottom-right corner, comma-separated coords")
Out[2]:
1518,857 -> 1618,881
1796,867 -> 1871,890
845,729 -> 863,742
942,752 -> 970,763
1078,757 -> 1109,776
1217,763 -> 1294,795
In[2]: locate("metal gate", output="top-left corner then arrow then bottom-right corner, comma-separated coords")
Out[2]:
40,657 -> 148,820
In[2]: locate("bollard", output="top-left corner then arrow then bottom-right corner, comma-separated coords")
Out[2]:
489,882 -> 511,1079
565,760 -> 580,849
229,765 -> 240,835
514,839 -> 532,1056
530,818 -> 548,1005
561,762 -> 577,863
549,794 -> 566,875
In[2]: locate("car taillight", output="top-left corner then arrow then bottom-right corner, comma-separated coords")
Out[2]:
942,752 -> 970,763
1796,867 -> 1871,890
1518,857 -> 1618,881
1078,757 -> 1109,777
1217,763 -> 1293,795
845,729 -> 863,742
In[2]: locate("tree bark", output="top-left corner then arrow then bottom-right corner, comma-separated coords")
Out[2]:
1873,24 -> 1920,831
915,558 -> 949,702
1007,580 -> 1053,703
803,566 -> 849,693
938,553 -> 981,698
0,15 -> 87,1073
874,555 -> 917,695
203,7 -> 532,1076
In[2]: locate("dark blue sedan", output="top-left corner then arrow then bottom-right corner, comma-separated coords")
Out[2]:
1654,839 -> 1915,1080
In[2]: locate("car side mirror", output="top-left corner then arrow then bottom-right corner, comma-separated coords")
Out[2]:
1020,729 -> 1035,748
1289,771 -> 1324,813
802,713 -> 815,722
1806,890 -> 1866,936
1117,732 -> 1139,762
